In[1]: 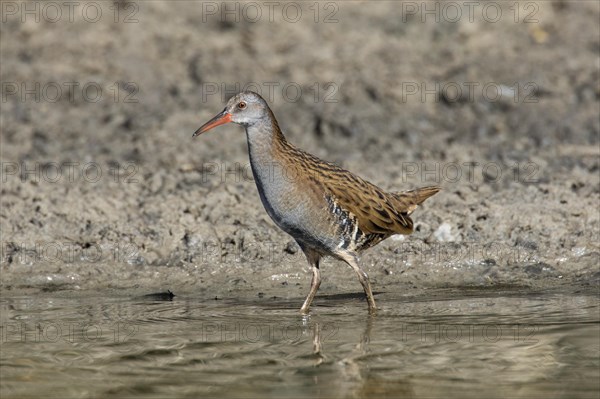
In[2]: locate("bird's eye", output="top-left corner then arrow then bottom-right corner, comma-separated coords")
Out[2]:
238,102 -> 247,109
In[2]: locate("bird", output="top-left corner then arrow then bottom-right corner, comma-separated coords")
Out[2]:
193,91 -> 440,314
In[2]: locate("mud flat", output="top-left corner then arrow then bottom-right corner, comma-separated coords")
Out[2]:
1,2 -> 598,299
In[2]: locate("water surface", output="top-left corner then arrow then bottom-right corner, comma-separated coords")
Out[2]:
1,290 -> 598,398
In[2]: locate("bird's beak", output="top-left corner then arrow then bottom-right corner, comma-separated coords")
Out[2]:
193,108 -> 232,137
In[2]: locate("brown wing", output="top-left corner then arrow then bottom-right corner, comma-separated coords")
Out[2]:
278,139 -> 441,239
320,169 -> 414,236
288,147 -> 414,236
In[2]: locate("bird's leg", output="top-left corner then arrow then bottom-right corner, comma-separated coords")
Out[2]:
300,249 -> 321,315
339,252 -> 377,314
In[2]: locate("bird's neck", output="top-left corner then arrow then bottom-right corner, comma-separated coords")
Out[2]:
245,109 -> 288,166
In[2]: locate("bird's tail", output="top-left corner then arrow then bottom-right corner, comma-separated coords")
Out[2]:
393,185 -> 441,215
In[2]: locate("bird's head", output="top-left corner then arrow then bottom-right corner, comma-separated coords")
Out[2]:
193,91 -> 270,137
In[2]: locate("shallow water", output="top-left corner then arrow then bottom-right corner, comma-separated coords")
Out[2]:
1,290 -> 598,399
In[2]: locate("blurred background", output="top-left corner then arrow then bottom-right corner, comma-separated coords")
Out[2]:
1,1 -> 598,291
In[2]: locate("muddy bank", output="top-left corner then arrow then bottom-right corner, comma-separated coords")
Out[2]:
1,1 -> 598,298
